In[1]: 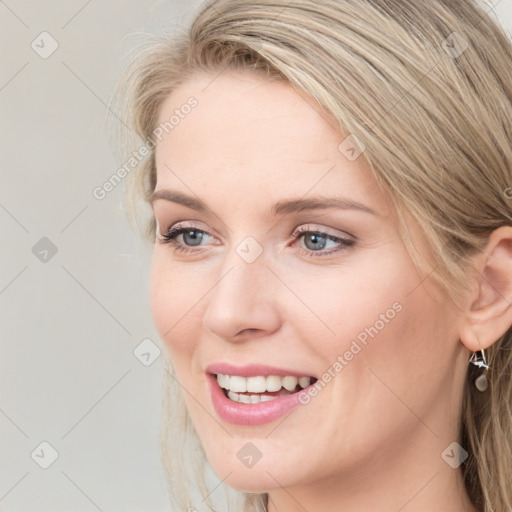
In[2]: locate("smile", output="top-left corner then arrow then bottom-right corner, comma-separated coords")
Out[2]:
217,374 -> 316,403
205,363 -> 318,425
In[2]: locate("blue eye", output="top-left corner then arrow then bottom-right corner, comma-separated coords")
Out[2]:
159,226 -> 211,254
301,232 -> 331,250
158,223 -> 355,258
173,229 -> 204,246
291,226 -> 355,258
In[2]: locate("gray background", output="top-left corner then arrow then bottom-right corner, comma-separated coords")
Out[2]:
1,1 -> 510,511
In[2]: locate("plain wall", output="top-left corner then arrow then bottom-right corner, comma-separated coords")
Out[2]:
1,1 -> 511,510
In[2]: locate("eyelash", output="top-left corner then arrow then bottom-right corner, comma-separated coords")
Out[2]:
158,222 -> 355,258
291,227 -> 355,257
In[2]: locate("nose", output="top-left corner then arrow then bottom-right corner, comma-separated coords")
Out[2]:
202,253 -> 281,342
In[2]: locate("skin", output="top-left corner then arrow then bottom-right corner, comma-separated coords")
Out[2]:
149,70 -> 512,512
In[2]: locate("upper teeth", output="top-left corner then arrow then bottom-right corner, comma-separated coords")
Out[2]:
216,374 -> 312,393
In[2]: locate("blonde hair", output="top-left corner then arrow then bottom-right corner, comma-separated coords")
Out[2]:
112,1 -> 512,510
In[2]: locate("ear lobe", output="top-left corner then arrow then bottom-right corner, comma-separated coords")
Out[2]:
459,226 -> 512,352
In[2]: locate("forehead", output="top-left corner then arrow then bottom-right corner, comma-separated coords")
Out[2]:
153,70 -> 383,210
156,71 -> 338,152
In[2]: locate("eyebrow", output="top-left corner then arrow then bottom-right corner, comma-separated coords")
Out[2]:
150,189 -> 378,216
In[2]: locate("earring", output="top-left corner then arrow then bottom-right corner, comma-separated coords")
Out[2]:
469,349 -> 490,392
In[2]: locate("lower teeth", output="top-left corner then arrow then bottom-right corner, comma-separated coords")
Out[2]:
226,390 -> 280,404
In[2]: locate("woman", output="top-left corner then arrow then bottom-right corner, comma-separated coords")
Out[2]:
114,1 -> 512,510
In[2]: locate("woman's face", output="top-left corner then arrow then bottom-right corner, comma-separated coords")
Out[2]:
150,70 -> 468,492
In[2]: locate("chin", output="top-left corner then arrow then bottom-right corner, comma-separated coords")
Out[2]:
205,449 -> 314,494
220,470 -> 280,494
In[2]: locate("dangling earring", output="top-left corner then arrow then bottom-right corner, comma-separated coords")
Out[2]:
469,349 -> 490,392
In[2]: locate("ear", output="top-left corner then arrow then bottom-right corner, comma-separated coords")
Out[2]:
459,226 -> 512,352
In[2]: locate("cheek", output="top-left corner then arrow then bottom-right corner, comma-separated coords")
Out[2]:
284,250 -> 455,406
328,268 -> 457,428
149,250 -> 202,359
277,252 -> 412,353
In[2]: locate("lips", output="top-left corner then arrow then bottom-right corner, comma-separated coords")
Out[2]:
205,362 -> 318,379
205,363 -> 318,425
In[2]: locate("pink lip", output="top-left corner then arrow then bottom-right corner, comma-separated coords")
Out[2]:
205,362 -> 316,378
205,363 -> 316,426
207,374 -> 307,425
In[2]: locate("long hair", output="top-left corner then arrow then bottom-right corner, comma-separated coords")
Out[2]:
112,1 -> 512,510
